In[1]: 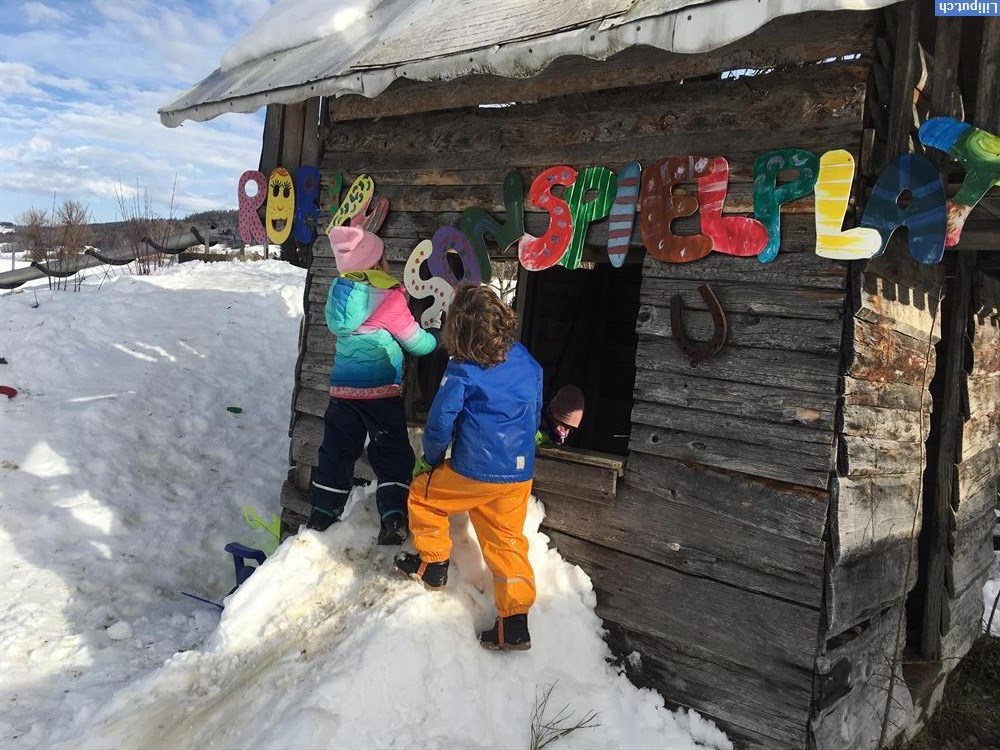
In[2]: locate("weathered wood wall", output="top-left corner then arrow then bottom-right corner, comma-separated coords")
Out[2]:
949,273 -> 1000,657
929,268 -> 999,669
811,7 -> 1000,749
810,245 -> 940,750
272,9 -> 887,750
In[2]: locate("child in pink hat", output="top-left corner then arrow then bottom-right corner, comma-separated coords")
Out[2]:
308,226 -> 438,545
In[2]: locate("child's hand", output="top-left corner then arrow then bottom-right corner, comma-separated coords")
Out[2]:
412,455 -> 433,478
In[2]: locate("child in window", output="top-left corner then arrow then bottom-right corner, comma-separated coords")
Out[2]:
394,284 -> 543,651
308,226 -> 438,546
535,385 -> 585,447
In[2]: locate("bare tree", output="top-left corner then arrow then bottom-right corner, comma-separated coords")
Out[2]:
490,258 -> 520,306
17,207 -> 51,262
114,178 -> 178,275
55,199 -> 91,259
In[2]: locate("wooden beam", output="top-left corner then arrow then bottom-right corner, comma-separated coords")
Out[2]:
280,101 -> 306,171
975,18 -> 1000,132
328,10 -> 878,121
300,97 -> 323,167
259,103 -> 284,177
884,0 -> 920,163
921,252 -> 976,657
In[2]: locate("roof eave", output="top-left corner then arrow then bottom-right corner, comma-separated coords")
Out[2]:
159,0 -> 902,128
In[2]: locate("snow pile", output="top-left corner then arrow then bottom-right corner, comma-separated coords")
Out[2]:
1,260 -> 731,749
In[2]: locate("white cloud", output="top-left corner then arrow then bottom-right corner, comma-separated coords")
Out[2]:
0,62 -> 46,97
23,1 -> 69,25
0,0 -> 271,222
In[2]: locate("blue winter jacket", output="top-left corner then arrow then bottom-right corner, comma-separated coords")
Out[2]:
423,342 -> 543,483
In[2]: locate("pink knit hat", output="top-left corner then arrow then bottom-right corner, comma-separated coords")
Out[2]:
328,226 -> 384,274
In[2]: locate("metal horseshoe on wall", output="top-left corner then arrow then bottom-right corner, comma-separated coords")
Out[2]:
670,283 -> 728,365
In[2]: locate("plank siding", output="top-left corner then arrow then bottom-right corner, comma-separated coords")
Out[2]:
542,453 -> 827,606
280,18 -> 881,750
816,11 -> 1000,744
547,529 -> 818,749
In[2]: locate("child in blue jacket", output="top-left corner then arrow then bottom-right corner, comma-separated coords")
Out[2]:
308,226 -> 437,544
395,284 -> 543,650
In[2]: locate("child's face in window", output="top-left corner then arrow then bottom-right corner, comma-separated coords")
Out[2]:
552,421 -> 572,443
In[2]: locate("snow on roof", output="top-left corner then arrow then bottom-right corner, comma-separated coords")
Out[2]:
159,0 -> 902,127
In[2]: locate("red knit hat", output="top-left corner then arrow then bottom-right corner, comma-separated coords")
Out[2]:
328,226 -> 384,274
549,385 -> 585,428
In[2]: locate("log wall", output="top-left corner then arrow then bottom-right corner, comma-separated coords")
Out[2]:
270,8 -> 989,750
811,6 -> 1000,748
810,245 -> 940,750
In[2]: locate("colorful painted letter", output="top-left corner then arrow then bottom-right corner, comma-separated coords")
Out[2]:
403,239 -> 455,329
518,166 -> 577,271
350,195 -> 390,234
560,166 -> 616,270
697,157 -> 768,257
237,170 -> 267,246
639,156 -> 713,263
859,153 -> 946,264
813,150 -> 882,260
425,226 -> 489,286
607,161 -> 641,267
292,166 -> 321,244
458,169 -> 525,283
918,116 -> 1000,246
752,149 -> 819,263
327,174 -> 375,232
326,172 -> 344,216
265,167 -> 295,244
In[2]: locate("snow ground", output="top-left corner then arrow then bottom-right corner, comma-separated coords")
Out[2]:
0,260 -> 732,749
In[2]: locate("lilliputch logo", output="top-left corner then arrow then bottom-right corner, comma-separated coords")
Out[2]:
936,0 -> 999,15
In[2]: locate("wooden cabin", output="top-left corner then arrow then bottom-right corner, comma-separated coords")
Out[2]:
161,2 -> 999,747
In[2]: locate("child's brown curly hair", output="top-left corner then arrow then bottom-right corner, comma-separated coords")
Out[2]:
442,284 -> 517,367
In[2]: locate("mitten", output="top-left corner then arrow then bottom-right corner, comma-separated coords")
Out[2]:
412,455 -> 433,479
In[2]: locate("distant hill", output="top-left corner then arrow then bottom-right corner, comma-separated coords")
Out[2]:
2,211 -> 242,256
181,209 -> 240,227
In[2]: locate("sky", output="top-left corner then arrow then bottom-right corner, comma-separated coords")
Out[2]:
0,0 -> 274,225
0,258 -> 742,749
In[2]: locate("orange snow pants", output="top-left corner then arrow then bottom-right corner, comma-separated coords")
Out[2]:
408,461 -> 535,617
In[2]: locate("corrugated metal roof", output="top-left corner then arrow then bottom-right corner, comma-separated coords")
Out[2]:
159,0 -> 901,127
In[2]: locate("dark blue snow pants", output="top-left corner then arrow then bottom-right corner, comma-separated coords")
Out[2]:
310,396 -> 415,525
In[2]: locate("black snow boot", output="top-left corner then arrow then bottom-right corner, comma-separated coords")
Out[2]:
377,513 -> 408,545
306,506 -> 340,532
479,614 -> 531,651
393,551 -> 449,589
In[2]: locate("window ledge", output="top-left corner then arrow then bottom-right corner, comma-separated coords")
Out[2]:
534,447 -> 624,506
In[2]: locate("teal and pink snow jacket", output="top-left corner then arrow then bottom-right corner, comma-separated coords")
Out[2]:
325,270 -> 437,399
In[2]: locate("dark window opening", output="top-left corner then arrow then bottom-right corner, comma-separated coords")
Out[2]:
516,261 -> 643,457
403,255 -> 644,464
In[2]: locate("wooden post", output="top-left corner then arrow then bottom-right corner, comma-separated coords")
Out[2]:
884,0 -> 920,164
280,101 -> 306,171
301,97 -> 323,167
920,17 -> 996,658
921,252 -> 975,657
258,103 -> 284,178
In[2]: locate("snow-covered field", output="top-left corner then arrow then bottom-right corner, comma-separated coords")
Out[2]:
0,260 -> 733,749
